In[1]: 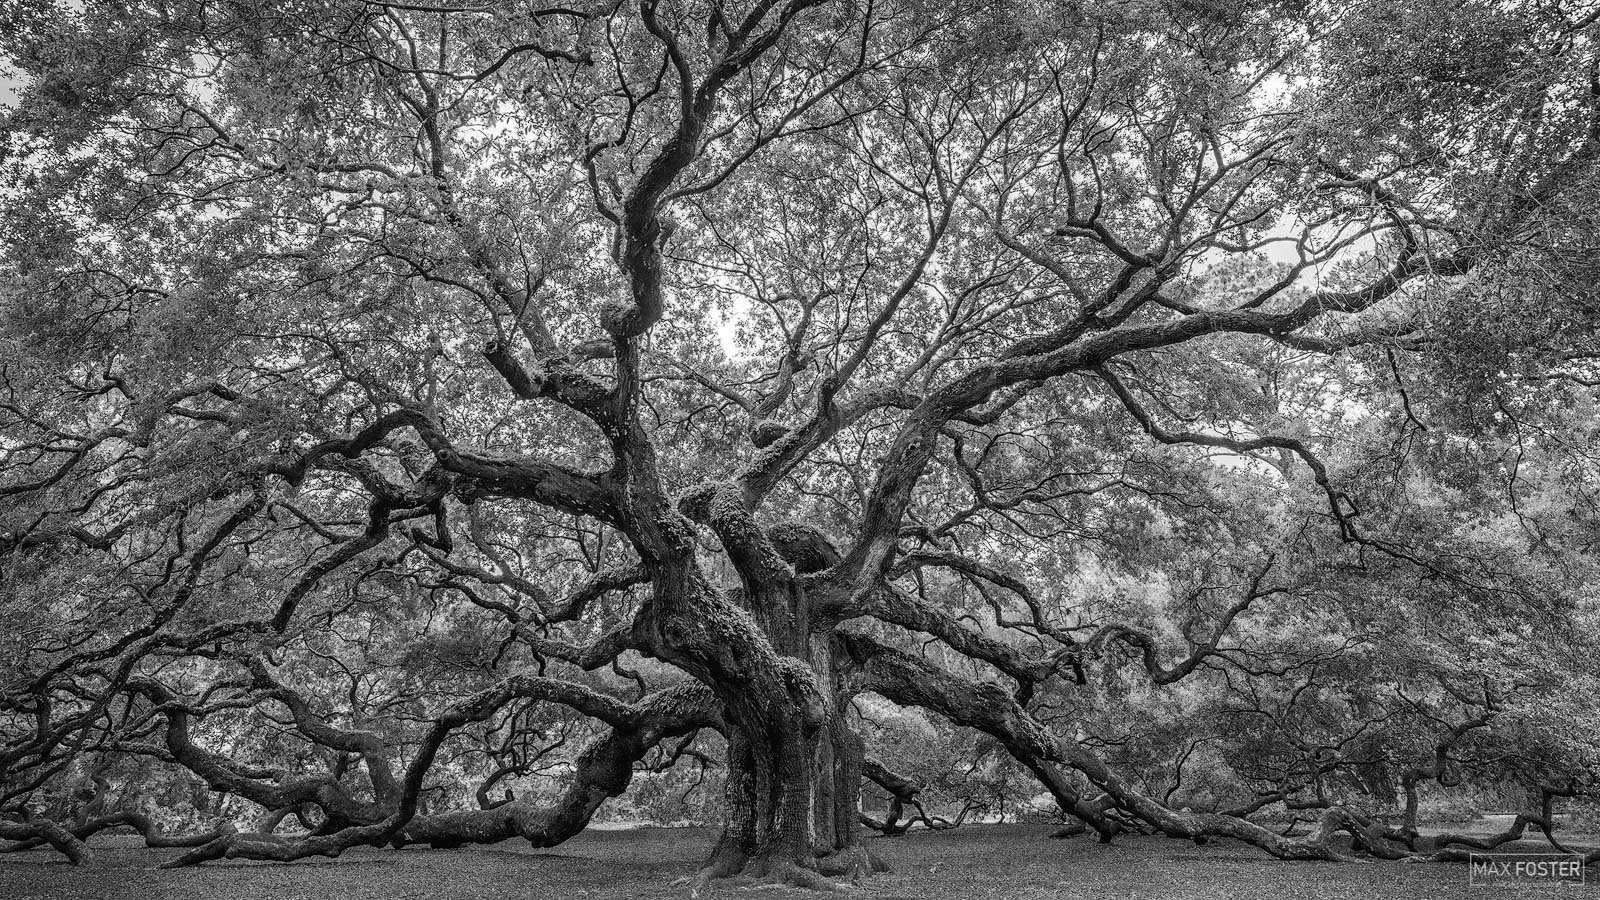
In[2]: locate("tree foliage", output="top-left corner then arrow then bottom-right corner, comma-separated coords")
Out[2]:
2,0 -> 1598,886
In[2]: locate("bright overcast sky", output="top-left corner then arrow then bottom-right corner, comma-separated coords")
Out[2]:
0,64 -> 23,108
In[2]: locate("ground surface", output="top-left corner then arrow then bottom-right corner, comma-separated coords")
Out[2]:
1,823 -> 1596,900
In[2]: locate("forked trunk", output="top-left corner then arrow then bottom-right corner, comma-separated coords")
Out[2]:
643,573 -> 841,888
683,585 -> 880,889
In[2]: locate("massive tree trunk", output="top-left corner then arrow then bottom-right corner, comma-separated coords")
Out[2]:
664,595 -> 881,889
808,635 -> 887,876
638,569 -> 837,890
648,488 -> 874,888
691,620 -> 881,887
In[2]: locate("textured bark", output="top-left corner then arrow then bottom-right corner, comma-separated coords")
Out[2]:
838,630 -> 1419,862
647,583 -> 824,879
395,684 -> 719,849
808,637 -> 886,877
122,678 -> 391,829
0,817 -> 91,864
154,676 -> 691,866
703,730 -> 759,879
859,757 -> 970,837
1,810 -> 231,852
160,820 -> 399,868
666,489 -> 854,885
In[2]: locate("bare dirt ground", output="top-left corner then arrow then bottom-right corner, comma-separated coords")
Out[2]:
1,824 -> 1595,900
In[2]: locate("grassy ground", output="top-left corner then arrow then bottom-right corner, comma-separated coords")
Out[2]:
1,824 -> 1595,900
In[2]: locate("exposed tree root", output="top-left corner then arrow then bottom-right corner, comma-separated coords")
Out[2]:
679,857 -> 854,897
814,844 -> 890,879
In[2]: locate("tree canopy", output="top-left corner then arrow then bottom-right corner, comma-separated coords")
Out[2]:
2,0 -> 1598,889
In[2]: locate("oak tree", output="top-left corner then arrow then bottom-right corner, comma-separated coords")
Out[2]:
3,0 -> 1599,889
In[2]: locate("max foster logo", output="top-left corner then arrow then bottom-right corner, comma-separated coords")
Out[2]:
1468,853 -> 1586,886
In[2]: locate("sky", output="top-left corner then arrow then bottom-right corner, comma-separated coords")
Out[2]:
0,63 -> 23,109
